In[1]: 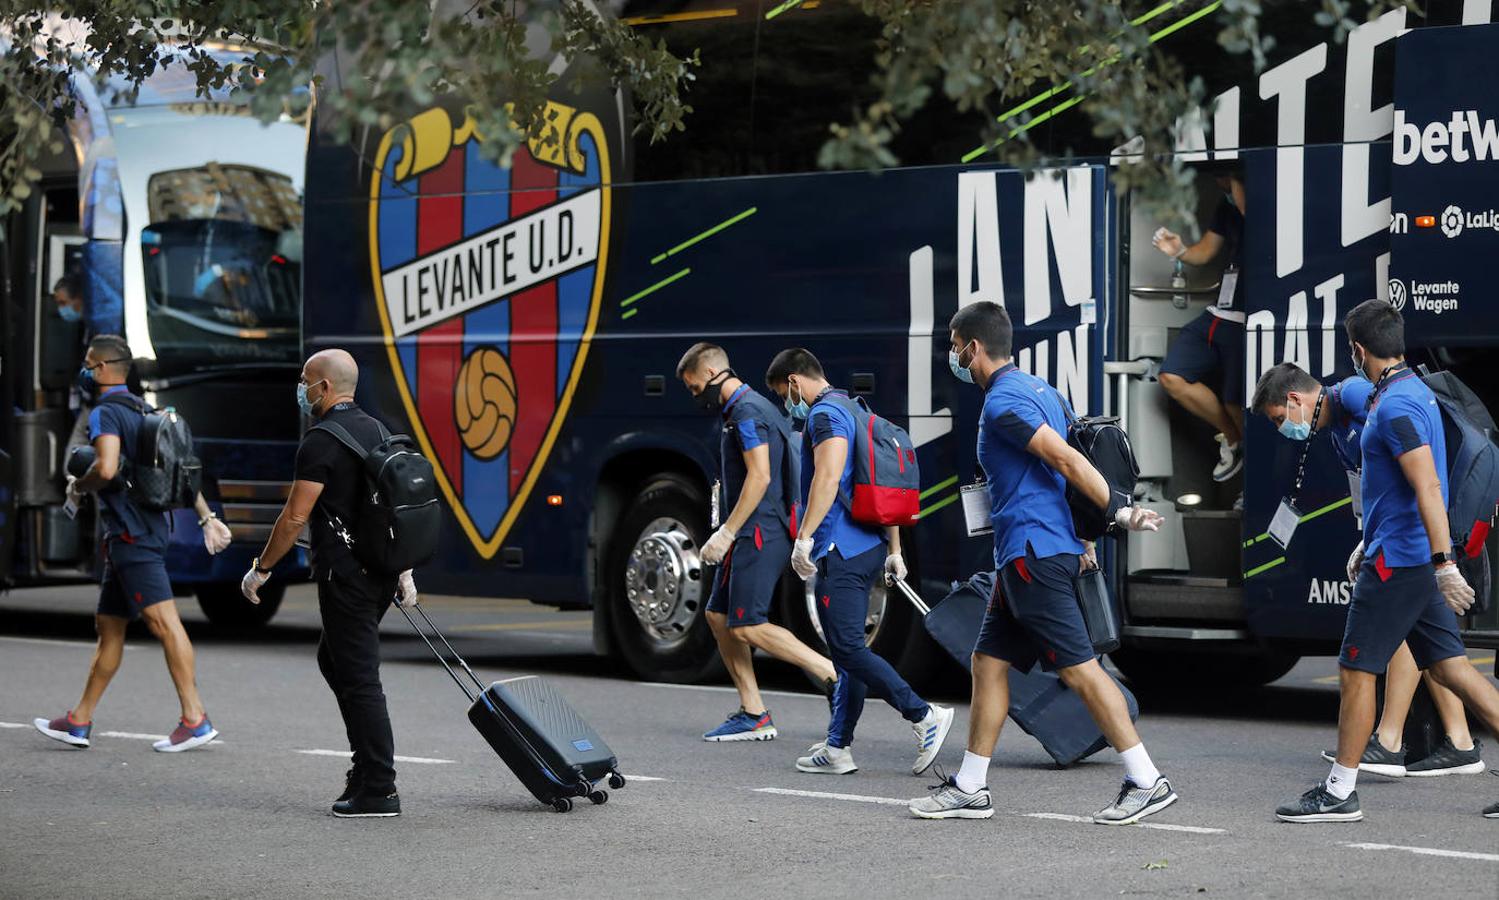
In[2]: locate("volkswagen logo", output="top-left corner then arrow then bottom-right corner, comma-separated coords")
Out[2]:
1387,277 -> 1408,311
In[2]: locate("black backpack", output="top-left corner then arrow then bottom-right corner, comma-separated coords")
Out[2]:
1416,366 -> 1499,609
1063,408 -> 1140,541
100,393 -> 202,511
313,418 -> 440,576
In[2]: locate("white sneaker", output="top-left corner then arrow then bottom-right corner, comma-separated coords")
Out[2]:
796,741 -> 857,775
1212,434 -> 1243,482
911,704 -> 955,775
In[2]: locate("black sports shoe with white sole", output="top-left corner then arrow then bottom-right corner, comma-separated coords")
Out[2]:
1276,783 -> 1362,823
1405,737 -> 1484,777
332,791 -> 401,818
1319,733 -> 1406,777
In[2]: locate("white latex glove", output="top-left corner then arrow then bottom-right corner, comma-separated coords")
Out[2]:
883,553 -> 908,586
1152,227 -> 1186,259
1114,506 -> 1163,533
1436,563 -> 1475,615
1345,540 -> 1364,584
791,537 -> 816,581
202,517 -> 232,555
241,565 -> 269,604
396,569 -> 419,608
701,525 -> 734,566
1081,542 -> 1099,572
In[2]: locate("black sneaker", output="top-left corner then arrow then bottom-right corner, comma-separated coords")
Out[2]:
1406,737 -> 1485,777
1484,799 -> 1499,819
1319,733 -> 1406,777
1276,783 -> 1363,823
332,791 -> 400,818
336,767 -> 363,803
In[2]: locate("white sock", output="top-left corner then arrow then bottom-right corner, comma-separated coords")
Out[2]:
1326,762 -> 1358,800
1119,743 -> 1161,787
954,750 -> 990,794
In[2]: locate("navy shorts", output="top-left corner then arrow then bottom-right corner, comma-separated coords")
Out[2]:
1340,553 -> 1468,673
98,538 -> 174,620
706,525 -> 790,627
974,548 -> 1094,672
1161,309 -> 1245,405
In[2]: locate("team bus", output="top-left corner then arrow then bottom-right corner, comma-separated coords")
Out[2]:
294,0 -> 1499,687
0,48 -> 310,624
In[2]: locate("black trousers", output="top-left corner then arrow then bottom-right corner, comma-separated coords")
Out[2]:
316,569 -> 398,795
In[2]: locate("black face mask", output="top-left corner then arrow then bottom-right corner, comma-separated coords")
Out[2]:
696,369 -> 735,412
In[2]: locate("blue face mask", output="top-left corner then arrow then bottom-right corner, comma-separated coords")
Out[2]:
59,304 -> 82,323
784,381 -> 810,422
1351,350 -> 1368,381
1278,400 -> 1312,441
949,343 -> 975,384
77,365 -> 97,400
297,381 -> 321,417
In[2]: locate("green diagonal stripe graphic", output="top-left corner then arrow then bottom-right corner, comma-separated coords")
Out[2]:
651,207 -> 758,264
1245,557 -> 1287,579
918,492 -> 961,520
919,476 -> 960,501
765,0 -> 805,20
1243,496 -> 1354,548
620,268 -> 691,308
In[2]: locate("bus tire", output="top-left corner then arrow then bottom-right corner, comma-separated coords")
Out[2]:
195,581 -> 285,628
1109,647 -> 1300,690
606,475 -> 722,683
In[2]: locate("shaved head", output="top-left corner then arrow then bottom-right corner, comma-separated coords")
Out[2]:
304,349 -> 359,396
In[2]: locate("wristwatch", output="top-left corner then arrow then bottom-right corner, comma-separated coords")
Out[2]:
1432,550 -> 1456,567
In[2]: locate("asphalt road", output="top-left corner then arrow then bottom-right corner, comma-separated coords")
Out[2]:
1,584 -> 1496,899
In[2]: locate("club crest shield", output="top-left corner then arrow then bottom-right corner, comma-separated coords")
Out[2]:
368,105 -> 610,558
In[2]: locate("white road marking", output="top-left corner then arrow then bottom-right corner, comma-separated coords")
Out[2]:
0,722 -> 31,728
0,635 -> 131,649
295,748 -> 454,765
752,787 -> 908,806
643,682 -> 822,701
99,730 -> 226,746
622,775 -> 667,782
1023,812 -> 1225,834
1344,842 -> 1499,863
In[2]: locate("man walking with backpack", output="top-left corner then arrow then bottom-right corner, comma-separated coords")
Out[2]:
765,348 -> 954,777
243,348 -> 420,818
33,335 -> 232,752
1275,300 -> 1499,822
908,302 -> 1174,824
677,342 -> 839,742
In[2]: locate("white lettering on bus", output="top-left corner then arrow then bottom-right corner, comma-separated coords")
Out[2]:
1259,43 -> 1327,279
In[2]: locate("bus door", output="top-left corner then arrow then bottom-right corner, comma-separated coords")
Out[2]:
6,177 -> 94,582
1389,22 -> 1499,643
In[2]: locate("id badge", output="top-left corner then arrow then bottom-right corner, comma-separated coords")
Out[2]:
1267,498 -> 1300,549
63,497 -> 78,520
710,478 -> 722,529
960,482 -> 993,537
1217,267 -> 1239,309
1346,471 -> 1363,527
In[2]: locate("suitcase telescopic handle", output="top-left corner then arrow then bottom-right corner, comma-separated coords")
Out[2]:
890,578 -> 932,616
397,603 -> 488,701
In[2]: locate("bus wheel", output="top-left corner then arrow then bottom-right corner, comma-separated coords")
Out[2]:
1109,647 -> 1300,691
607,476 -> 722,683
196,581 -> 285,628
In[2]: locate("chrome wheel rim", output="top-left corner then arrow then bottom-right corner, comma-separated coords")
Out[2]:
624,517 -> 704,650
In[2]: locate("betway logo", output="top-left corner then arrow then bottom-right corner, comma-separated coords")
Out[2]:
1393,109 -> 1499,166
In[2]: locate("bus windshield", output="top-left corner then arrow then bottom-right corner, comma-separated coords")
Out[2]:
140,163 -> 301,372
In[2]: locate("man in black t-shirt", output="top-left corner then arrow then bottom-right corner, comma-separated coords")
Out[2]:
1152,168 -> 1248,489
243,348 -> 419,818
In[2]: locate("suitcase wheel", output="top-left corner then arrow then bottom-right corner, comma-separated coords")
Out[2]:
588,789 -> 609,805
552,797 -> 573,813
608,772 -> 626,790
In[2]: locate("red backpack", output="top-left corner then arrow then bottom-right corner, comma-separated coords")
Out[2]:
816,392 -> 921,527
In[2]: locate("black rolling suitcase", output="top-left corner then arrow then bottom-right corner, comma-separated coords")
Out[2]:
399,604 -> 626,812
893,573 -> 1139,766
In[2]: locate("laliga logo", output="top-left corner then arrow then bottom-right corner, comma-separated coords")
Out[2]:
1441,205 -> 1464,239
1387,278 -> 1407,312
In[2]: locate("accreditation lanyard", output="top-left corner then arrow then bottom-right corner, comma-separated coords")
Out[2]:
1268,389 -> 1328,549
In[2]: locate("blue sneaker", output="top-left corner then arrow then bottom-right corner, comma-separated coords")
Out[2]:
702,708 -> 777,743
152,714 -> 218,753
33,712 -> 91,748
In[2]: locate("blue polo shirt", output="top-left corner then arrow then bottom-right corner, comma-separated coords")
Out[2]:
88,385 -> 170,549
720,383 -> 792,539
978,364 -> 1085,569
1326,376 -> 1374,472
1360,367 -> 1447,567
801,390 -> 882,561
